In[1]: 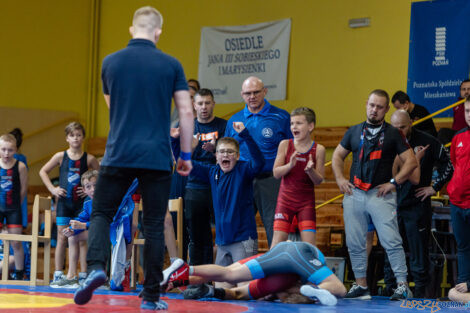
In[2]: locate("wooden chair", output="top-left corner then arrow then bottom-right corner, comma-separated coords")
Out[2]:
168,197 -> 184,259
130,197 -> 183,289
0,195 -> 52,286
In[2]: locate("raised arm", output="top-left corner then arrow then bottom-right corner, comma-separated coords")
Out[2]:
174,90 -> 195,176
234,122 -> 265,174
305,143 -> 325,185
332,144 -> 354,195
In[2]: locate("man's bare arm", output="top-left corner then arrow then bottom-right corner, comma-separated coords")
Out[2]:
395,148 -> 418,184
332,144 -> 354,195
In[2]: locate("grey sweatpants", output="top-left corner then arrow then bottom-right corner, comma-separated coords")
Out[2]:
215,237 -> 258,266
343,187 -> 408,282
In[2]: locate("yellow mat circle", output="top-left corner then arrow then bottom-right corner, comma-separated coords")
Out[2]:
0,293 -> 73,308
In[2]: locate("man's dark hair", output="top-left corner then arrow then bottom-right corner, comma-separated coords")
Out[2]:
188,79 -> 200,91
460,79 -> 470,88
9,128 -> 23,149
195,88 -> 214,100
369,89 -> 390,105
391,91 -> 410,104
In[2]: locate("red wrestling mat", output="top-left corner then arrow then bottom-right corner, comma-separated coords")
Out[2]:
0,289 -> 248,313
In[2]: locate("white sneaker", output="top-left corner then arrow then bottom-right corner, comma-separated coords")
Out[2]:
50,276 -> 79,289
51,271 -> 65,284
390,282 -> 413,300
300,284 -> 338,306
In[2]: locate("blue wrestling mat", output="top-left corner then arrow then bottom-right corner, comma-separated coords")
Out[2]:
0,284 -> 467,313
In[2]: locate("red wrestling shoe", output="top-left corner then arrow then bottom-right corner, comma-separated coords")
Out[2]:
160,258 -> 189,290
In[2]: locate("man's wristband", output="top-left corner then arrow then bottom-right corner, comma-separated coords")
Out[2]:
180,151 -> 191,161
390,178 -> 399,187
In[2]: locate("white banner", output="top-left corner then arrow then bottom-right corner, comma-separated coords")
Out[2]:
198,19 -> 291,104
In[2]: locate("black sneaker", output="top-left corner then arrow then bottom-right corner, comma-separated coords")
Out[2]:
345,283 -> 372,300
390,282 -> 413,300
183,284 -> 214,299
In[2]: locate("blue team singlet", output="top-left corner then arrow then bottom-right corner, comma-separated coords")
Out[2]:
0,161 -> 21,212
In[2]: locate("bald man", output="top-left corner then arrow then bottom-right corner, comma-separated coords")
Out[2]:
391,91 -> 437,137
387,110 -> 453,298
225,76 -> 292,247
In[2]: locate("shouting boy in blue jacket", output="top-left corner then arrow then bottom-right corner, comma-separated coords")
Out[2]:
190,122 -> 264,271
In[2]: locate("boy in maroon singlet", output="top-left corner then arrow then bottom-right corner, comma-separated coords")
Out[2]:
271,107 -> 326,247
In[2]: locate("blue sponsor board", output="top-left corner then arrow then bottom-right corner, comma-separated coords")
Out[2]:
407,0 -> 470,117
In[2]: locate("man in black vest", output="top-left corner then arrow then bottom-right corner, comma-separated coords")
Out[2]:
332,89 -> 417,300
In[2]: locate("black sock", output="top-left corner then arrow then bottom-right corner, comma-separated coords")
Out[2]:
213,287 -> 226,300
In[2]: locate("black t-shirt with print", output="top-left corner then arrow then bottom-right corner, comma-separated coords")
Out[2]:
340,122 -> 410,189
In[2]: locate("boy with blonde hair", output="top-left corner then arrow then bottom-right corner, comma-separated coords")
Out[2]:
272,107 -> 325,247
39,122 -> 99,284
0,134 -> 28,279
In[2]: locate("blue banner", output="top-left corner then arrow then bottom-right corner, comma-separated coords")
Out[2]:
407,0 -> 470,117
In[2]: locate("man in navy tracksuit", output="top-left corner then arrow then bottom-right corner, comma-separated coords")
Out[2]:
190,122 -> 264,269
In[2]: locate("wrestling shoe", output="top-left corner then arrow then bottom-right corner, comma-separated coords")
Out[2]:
390,282 -> 413,300
160,258 -> 189,289
344,283 -> 372,300
50,276 -> 79,289
140,299 -> 168,310
74,269 -> 107,305
300,285 -> 337,306
183,284 -> 214,299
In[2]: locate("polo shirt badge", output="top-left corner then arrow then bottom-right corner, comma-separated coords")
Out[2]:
457,142 -> 463,148
262,127 -> 273,138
